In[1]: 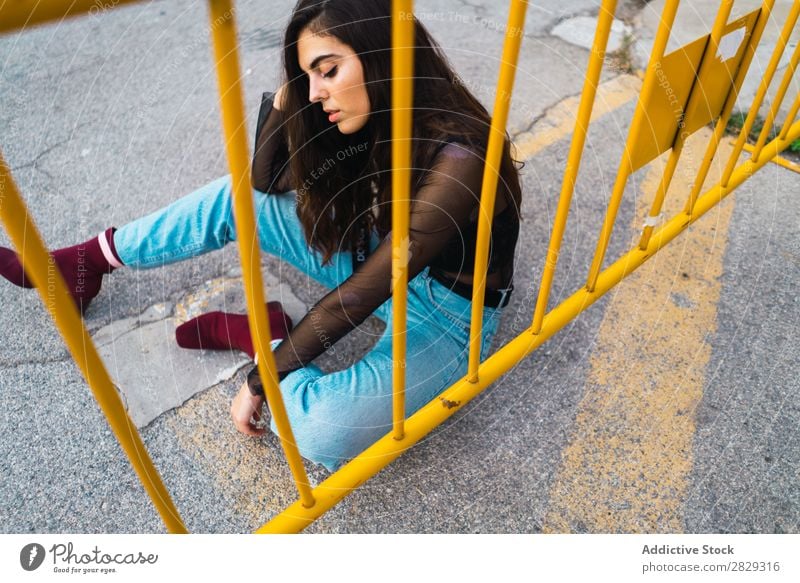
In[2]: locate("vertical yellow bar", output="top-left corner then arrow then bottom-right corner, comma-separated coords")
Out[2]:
685,0 -> 777,216
720,0 -> 800,187
391,0 -> 414,440
778,92 -> 800,140
750,40 -> 800,162
206,0 -> 314,508
0,155 -> 188,534
638,0 -> 734,250
466,0 -> 528,381
638,144 -> 683,249
531,0 -> 618,334
585,0 -> 679,292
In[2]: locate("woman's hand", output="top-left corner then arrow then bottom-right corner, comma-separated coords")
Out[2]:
231,380 -> 267,436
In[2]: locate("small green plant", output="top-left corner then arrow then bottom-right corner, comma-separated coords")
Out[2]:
724,111 -> 748,134
607,31 -> 637,74
724,112 -> 779,143
723,111 -> 800,161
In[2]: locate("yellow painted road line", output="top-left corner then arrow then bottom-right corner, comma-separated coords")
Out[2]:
543,129 -> 735,532
513,74 -> 642,160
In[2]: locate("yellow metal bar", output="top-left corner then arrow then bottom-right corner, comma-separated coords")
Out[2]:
685,0 -> 777,216
390,0 -> 414,440
259,118 -> 800,533
638,143 -> 683,248
0,0 -> 144,33
531,0 -> 618,334
467,0 -> 528,381
586,0 -> 679,292
206,0 -> 314,509
639,0 -> 734,250
778,92 -> 800,140
743,142 -> 800,173
720,0 -> 800,187
0,154 -> 188,533
751,40 -> 800,162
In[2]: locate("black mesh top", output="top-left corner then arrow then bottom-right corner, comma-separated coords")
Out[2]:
252,93 -> 520,377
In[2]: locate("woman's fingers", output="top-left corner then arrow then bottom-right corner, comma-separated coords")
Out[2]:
231,381 -> 266,436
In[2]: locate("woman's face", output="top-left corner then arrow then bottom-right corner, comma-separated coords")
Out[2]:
297,28 -> 371,134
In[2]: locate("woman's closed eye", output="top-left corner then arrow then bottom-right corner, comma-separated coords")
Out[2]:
321,65 -> 338,79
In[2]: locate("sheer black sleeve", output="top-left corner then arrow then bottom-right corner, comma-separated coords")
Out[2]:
252,92 -> 293,194
270,143 -> 490,377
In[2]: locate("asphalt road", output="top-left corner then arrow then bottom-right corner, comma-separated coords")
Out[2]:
1,0 -> 798,533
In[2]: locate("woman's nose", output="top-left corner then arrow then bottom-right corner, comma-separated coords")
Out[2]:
308,76 -> 328,103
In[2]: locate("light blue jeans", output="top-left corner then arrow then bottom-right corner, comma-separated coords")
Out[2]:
114,175 -> 510,471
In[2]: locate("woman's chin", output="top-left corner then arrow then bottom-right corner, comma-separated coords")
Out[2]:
336,120 -> 355,134
337,116 -> 369,135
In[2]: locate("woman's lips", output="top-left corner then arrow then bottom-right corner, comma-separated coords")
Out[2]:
328,110 -> 341,123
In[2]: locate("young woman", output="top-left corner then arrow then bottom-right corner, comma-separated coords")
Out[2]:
0,0 -> 522,471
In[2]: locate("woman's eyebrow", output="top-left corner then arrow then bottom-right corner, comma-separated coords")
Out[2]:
305,53 -> 340,72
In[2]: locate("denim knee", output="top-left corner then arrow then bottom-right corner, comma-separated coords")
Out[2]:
194,175 -> 237,249
269,368 -> 391,472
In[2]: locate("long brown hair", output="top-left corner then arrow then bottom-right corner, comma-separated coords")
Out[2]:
281,0 -> 522,264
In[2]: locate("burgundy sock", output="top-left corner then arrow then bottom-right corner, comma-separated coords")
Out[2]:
0,227 -> 122,313
175,301 -> 293,359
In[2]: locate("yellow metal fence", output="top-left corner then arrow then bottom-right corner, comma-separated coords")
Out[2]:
1,0 -> 798,533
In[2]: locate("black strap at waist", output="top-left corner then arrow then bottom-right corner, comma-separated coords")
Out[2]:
429,268 -> 513,309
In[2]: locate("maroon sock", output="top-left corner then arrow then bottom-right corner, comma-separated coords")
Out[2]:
175,301 -> 293,359
0,227 -> 122,313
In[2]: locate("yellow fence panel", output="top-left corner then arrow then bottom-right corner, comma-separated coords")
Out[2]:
629,9 -> 760,172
